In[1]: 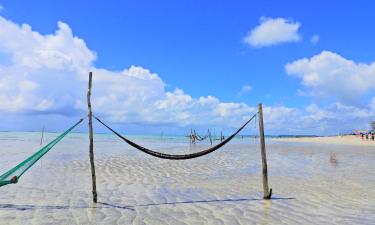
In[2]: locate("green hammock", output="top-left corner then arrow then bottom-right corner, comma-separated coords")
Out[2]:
0,118 -> 84,187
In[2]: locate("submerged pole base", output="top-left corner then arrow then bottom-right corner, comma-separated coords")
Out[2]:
10,176 -> 18,184
263,188 -> 272,199
93,191 -> 98,203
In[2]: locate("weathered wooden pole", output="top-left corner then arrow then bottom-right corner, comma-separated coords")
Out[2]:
190,128 -> 193,143
208,129 -> 212,145
40,125 -> 45,146
258,103 -> 272,199
87,72 -> 98,203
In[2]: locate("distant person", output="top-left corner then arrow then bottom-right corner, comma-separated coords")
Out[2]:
329,153 -> 338,167
361,133 -> 364,140
366,133 -> 369,140
372,133 -> 374,141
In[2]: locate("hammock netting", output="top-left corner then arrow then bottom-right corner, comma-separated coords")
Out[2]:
94,114 -> 256,160
0,118 -> 84,187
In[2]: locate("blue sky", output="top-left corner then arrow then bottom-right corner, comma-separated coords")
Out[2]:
0,1 -> 375,135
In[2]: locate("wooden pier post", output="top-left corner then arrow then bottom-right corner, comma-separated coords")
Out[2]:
258,103 -> 272,199
87,72 -> 98,203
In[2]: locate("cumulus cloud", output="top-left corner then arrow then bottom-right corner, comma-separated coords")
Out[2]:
285,51 -> 375,104
244,17 -> 301,47
261,101 -> 375,134
302,102 -> 375,132
0,16 -> 373,134
0,16 -> 94,115
0,16 -> 258,131
0,19 -> 95,70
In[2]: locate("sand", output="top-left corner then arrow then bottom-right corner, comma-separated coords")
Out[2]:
275,135 -> 375,147
0,133 -> 375,224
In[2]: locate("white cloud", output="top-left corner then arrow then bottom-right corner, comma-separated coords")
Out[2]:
244,17 -> 301,48
237,85 -> 252,96
302,102 -> 375,132
0,16 -> 374,134
261,102 -> 375,134
0,16 -> 258,129
285,51 -> 375,104
0,19 -> 95,69
310,35 -> 319,44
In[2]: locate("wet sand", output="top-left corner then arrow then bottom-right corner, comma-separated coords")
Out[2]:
0,133 -> 374,224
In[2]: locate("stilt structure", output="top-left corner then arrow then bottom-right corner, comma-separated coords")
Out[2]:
87,72 -> 98,203
258,103 -> 272,199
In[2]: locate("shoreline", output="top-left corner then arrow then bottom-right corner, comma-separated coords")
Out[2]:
273,135 -> 375,147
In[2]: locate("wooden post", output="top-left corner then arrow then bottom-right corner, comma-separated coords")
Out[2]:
40,125 -> 45,146
258,103 -> 272,199
208,129 -> 212,145
87,72 -> 98,203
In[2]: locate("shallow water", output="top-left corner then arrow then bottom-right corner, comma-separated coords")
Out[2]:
0,132 -> 374,224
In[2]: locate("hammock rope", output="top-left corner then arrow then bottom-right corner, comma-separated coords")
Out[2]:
0,118 -> 84,187
94,114 -> 256,160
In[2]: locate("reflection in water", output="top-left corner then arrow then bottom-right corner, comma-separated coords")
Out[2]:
329,153 -> 338,167
262,200 -> 271,225
2,133 -> 375,224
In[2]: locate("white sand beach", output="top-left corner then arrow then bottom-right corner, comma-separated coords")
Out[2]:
1,133 -> 375,224
275,135 -> 375,147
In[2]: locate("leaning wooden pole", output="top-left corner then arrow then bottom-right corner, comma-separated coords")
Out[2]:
87,72 -> 98,203
258,103 -> 272,199
40,125 -> 45,146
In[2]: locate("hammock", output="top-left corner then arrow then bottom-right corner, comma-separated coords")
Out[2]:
94,114 -> 256,160
0,118 -> 84,187
188,130 -> 212,144
195,131 -> 209,141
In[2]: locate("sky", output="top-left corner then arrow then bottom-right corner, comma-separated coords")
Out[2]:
0,0 -> 375,135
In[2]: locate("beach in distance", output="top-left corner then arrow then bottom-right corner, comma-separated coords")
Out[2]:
1,132 -> 374,225
275,134 -> 375,147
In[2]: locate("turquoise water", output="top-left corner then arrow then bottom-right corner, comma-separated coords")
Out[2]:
0,131 -> 259,174
1,132 -> 375,224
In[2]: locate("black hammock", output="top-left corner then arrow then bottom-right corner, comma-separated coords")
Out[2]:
94,114 -> 256,160
195,132 -> 209,141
